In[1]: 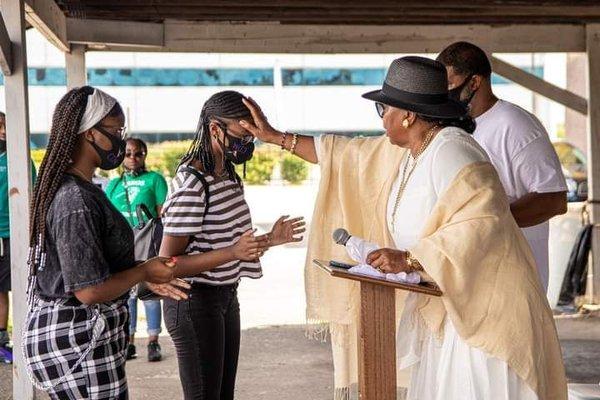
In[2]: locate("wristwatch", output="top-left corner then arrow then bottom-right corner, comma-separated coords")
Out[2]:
405,251 -> 423,272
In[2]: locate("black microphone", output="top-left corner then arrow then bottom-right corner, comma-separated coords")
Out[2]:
332,228 -> 351,246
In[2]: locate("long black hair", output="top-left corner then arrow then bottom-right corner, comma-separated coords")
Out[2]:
179,90 -> 251,183
28,86 -> 123,277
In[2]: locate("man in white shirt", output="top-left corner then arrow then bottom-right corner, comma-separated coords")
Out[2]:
437,42 -> 568,291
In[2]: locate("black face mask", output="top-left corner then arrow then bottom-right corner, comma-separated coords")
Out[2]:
217,125 -> 255,165
89,126 -> 126,170
448,74 -> 476,107
0,140 -> 6,154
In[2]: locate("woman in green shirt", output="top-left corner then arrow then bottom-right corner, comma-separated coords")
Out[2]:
106,138 -> 168,362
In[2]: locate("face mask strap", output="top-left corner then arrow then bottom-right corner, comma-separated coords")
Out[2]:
457,74 -> 474,100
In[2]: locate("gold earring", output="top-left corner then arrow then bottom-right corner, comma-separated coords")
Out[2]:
402,119 -> 410,128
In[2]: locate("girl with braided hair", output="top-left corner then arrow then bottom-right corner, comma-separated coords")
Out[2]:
155,90 -> 305,400
22,86 -> 188,399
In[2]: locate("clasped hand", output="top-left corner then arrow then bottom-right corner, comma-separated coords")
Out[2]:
366,248 -> 409,274
141,257 -> 191,301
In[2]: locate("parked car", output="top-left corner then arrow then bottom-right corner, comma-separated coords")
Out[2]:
552,141 -> 588,202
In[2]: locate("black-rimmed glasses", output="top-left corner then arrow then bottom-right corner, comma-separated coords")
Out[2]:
125,151 -> 146,158
375,102 -> 387,118
95,125 -> 128,139
217,122 -> 255,145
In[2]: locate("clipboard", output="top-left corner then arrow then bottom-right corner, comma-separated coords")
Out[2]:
313,259 -> 442,297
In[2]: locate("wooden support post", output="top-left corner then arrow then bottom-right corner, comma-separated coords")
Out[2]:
65,44 -> 86,89
358,282 -> 396,400
3,0 -> 34,398
586,24 -> 600,304
3,2 -> 34,396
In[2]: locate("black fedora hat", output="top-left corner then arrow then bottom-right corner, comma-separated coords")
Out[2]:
363,56 -> 467,119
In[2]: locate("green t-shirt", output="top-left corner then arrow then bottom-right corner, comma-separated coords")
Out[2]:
105,170 -> 168,227
0,152 -> 37,238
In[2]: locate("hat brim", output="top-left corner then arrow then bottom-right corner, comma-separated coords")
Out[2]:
362,89 -> 467,119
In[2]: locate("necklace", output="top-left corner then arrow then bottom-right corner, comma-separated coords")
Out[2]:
69,166 -> 92,182
390,125 -> 439,227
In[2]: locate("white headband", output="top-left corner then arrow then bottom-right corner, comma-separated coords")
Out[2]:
77,88 -> 118,134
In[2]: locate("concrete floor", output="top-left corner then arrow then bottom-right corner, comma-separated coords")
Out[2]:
556,316 -> 600,385
0,325 -> 333,400
1,317 -> 599,400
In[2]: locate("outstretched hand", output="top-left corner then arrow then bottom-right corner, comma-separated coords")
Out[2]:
146,278 -> 191,301
268,215 -> 306,246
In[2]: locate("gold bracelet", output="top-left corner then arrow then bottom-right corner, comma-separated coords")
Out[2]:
290,133 -> 299,155
280,132 -> 288,150
405,251 -> 423,272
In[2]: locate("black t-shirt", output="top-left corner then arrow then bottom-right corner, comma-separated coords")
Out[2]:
36,174 -> 136,299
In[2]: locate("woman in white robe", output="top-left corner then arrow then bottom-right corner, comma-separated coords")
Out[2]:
385,126 -> 537,399
240,56 -> 567,400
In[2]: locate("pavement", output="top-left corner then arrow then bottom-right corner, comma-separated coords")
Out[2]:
117,325 -> 334,400
2,317 -> 600,400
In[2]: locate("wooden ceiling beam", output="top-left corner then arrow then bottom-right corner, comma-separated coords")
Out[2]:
56,5 -> 600,16
56,0 -> 600,7
490,55 -> 588,115
0,12 -> 12,75
53,1 -> 600,24
66,17 -> 163,48
24,0 -> 69,52
86,22 -> 584,53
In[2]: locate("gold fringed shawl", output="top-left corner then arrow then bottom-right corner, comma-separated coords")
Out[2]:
409,162 -> 567,400
304,134 -> 409,395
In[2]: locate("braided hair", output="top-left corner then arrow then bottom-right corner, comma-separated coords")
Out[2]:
28,86 -> 123,283
180,91 -> 252,184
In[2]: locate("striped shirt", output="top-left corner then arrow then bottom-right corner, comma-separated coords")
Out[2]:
162,167 -> 262,285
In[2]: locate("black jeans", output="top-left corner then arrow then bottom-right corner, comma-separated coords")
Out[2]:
164,283 -> 240,400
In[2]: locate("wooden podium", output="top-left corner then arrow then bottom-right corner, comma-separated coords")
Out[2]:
313,260 -> 442,400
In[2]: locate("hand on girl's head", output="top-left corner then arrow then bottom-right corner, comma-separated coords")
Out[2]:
240,97 -> 272,139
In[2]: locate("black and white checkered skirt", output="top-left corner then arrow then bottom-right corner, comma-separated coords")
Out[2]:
23,296 -> 129,399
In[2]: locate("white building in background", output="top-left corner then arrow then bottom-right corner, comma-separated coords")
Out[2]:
0,30 -> 567,147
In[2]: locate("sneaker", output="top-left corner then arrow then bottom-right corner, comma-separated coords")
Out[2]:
147,341 -> 162,362
0,330 -> 9,347
126,343 -> 137,360
0,344 -> 12,364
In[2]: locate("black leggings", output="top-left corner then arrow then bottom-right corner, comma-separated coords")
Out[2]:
164,283 -> 240,400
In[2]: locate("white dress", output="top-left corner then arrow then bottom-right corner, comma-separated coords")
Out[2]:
387,127 -> 538,400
